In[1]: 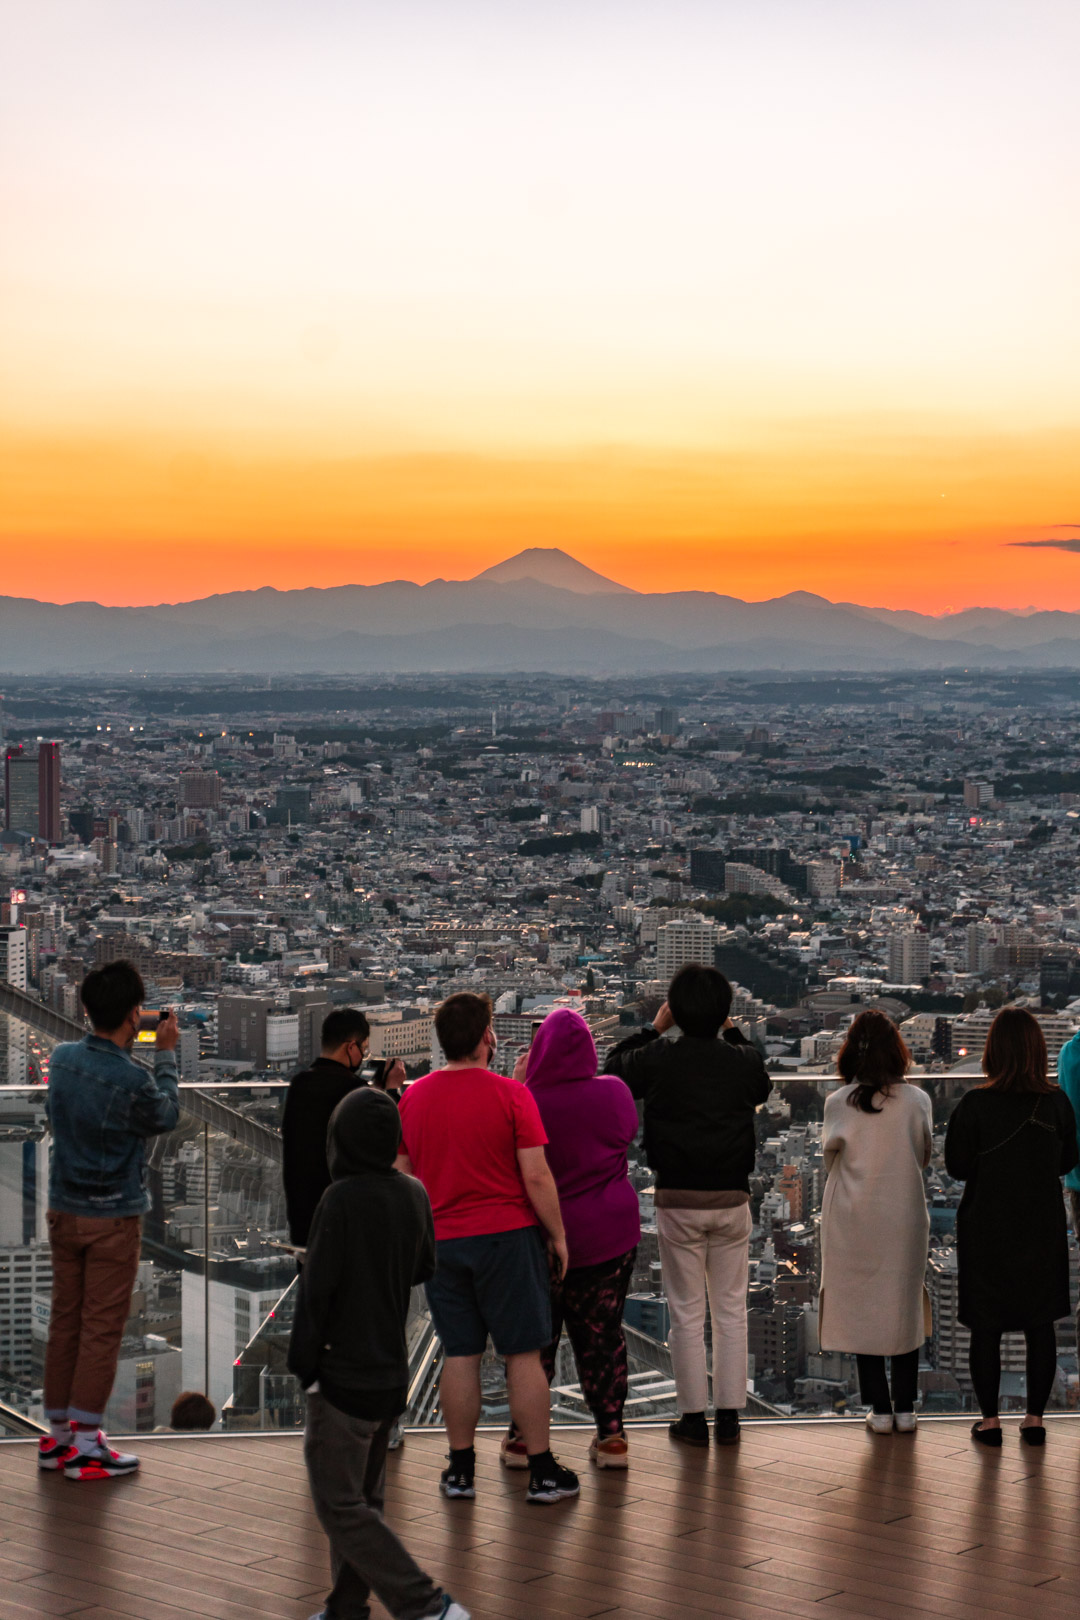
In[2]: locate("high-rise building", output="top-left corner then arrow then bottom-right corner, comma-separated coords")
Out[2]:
656,916 -> 717,981
689,849 -> 726,892
275,786 -> 311,823
37,742 -> 61,842
887,930 -> 931,984
4,747 -> 38,836
217,994 -> 276,1068
963,779 -> 994,810
179,769 -> 222,809
0,926 -> 27,990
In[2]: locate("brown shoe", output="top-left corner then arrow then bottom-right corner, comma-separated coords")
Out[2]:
589,1432 -> 629,1469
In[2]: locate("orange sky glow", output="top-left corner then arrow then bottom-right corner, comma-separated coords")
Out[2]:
3,2 -> 1079,614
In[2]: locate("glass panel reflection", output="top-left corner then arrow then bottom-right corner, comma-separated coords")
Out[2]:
0,1051 -> 1075,1432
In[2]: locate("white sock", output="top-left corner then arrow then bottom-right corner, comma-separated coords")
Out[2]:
49,1420 -> 70,1444
72,1427 -> 102,1454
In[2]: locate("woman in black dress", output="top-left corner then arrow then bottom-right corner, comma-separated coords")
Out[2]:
945,1008 -> 1078,1446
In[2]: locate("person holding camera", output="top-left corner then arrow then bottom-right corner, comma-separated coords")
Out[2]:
605,965 -> 771,1449
282,1008 -> 406,1250
40,959 -> 180,1480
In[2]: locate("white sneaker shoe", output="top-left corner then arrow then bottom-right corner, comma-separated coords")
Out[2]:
894,1411 -> 918,1433
63,1430 -> 139,1479
865,1412 -> 894,1434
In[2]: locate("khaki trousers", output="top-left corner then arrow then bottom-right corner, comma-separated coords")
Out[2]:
43,1211 -> 142,1426
657,1203 -> 752,1412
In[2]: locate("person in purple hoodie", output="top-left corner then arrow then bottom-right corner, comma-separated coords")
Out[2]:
501,1008 -> 641,1470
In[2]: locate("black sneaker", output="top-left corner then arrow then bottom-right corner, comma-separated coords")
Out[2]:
714,1410 -> 740,1446
669,1414 -> 709,1447
526,1456 -> 580,1504
439,1462 -> 476,1498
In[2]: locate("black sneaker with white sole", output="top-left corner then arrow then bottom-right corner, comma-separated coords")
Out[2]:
526,1455 -> 580,1504
439,1462 -> 476,1498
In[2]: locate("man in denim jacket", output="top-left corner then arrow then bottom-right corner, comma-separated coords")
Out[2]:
40,959 -> 180,1479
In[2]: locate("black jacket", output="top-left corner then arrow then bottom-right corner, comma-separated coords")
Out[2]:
945,1085 -> 1078,1331
605,1025 -> 771,1192
287,1088 -> 435,1403
281,1057 -> 360,1246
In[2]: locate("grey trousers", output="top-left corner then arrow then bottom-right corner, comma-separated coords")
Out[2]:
303,1393 -> 442,1620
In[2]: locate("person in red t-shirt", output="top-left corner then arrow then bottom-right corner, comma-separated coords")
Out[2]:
397,992 -> 579,1506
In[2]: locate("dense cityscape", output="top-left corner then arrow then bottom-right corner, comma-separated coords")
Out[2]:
2,668 -> 1079,1431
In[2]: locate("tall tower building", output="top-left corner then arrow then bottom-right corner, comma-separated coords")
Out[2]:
37,742 -> 61,843
4,748 -> 38,836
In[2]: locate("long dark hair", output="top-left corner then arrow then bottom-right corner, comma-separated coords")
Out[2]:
837,1009 -> 911,1113
981,1007 -> 1053,1094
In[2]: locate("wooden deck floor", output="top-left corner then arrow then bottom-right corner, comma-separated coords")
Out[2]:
1,1419 -> 1079,1620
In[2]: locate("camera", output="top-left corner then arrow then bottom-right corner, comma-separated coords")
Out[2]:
138,1011 -> 167,1032
360,1059 -> 387,1086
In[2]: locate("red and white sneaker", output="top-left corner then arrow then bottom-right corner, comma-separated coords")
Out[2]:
498,1430 -> 529,1470
63,1432 -> 139,1480
38,1435 -> 77,1471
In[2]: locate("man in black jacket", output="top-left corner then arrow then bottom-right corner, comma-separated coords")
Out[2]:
288,1087 -> 469,1620
605,964 -> 771,1449
282,1007 -> 405,1249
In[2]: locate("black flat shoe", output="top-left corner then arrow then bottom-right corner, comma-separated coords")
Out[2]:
1020,1425 -> 1046,1447
970,1421 -> 1002,1447
669,1415 -> 709,1448
714,1410 -> 740,1446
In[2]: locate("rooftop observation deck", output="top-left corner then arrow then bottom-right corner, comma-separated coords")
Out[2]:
1,1420 -> 1079,1620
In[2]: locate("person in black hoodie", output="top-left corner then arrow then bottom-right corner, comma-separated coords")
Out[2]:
288,1088 -> 469,1620
282,1007 -> 405,1249
606,964 -> 771,1449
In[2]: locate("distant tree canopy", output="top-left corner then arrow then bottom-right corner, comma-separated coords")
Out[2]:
163,840 -> 214,862
699,894 -> 788,925
518,830 -> 602,857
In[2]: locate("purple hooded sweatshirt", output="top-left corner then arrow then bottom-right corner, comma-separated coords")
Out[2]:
526,1008 -> 641,1270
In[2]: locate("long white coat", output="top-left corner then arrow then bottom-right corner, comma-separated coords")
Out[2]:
818,1081 -> 933,1356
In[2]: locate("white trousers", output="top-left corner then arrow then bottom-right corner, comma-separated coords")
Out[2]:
657,1203 -> 752,1413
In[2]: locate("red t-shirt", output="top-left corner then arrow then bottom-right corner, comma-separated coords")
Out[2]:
398,1067 -> 548,1241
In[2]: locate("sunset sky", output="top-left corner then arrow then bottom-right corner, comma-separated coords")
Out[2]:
3,0 -> 1079,610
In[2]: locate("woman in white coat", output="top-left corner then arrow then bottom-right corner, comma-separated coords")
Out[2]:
819,1010 -> 933,1433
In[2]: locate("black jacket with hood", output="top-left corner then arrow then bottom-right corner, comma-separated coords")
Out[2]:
287,1087 -> 435,1417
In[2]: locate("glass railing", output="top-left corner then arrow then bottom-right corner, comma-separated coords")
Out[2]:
0,1000 -> 1077,1433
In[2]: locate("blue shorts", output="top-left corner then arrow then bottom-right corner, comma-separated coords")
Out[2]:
425,1225 -> 552,1357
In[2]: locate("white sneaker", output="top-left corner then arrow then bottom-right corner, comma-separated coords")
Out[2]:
63,1430 -> 139,1479
865,1412 -> 894,1434
894,1411 -> 918,1433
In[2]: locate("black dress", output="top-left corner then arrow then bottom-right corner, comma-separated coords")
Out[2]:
944,1086 -> 1078,1332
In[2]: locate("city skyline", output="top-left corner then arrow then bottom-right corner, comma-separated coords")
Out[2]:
4,2 -> 1080,610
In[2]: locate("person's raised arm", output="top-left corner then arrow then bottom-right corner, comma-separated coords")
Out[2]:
604,1004 -> 669,1099
517,1145 -> 568,1280
129,1011 -> 180,1137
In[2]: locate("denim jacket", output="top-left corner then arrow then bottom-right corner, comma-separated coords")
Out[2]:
46,1035 -> 180,1217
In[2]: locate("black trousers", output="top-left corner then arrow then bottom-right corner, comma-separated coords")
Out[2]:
856,1349 -> 920,1414
968,1324 -> 1058,1419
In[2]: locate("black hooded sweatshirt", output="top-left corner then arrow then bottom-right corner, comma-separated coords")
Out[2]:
287,1087 -> 435,1419
281,1056 -> 362,1247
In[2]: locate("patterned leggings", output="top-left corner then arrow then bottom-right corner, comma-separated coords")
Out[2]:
540,1248 -> 636,1436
